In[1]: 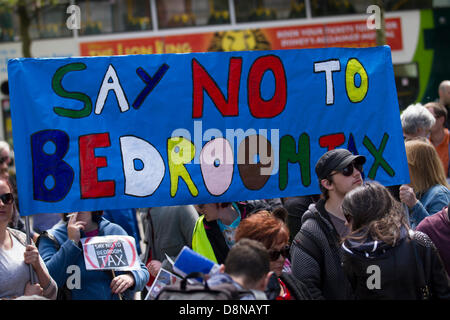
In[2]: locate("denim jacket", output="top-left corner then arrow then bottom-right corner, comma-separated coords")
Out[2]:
410,184 -> 450,229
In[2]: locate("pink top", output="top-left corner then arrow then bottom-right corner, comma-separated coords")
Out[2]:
85,229 -> 99,237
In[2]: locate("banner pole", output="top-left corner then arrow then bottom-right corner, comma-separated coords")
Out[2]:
112,270 -> 123,300
403,203 -> 411,228
25,216 -> 37,284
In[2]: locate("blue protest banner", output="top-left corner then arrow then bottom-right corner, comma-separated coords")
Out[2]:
8,46 -> 409,215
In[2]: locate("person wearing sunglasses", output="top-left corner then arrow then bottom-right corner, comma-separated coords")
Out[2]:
290,148 -> 365,300
0,179 -> 57,299
235,211 -> 310,300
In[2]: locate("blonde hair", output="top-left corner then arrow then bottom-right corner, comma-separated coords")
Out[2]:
405,140 -> 448,194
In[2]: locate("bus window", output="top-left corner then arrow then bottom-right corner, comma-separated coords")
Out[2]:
393,63 -> 419,111
309,0 -> 433,17
75,0 -> 154,35
28,1 -> 72,40
310,0 -> 357,17
78,0 -> 115,35
113,0 -> 152,32
0,6 -> 16,42
235,0 -> 306,22
385,0 -> 432,11
157,0 -> 230,29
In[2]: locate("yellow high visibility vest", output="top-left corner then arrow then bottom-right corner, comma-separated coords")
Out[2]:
191,215 -> 218,263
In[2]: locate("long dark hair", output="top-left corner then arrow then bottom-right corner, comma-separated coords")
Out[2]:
342,182 -> 409,246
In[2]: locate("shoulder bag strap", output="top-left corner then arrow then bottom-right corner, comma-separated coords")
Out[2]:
409,232 -> 431,300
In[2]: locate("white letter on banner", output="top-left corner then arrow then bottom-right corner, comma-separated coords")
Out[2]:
95,64 -> 130,114
120,136 -> 165,197
314,60 -> 341,105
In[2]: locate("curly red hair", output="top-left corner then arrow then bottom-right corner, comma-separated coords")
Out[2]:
235,212 -> 289,249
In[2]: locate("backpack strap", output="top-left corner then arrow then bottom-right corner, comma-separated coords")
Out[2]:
408,230 -> 433,299
292,228 -> 326,289
293,229 -> 324,269
36,231 -> 60,250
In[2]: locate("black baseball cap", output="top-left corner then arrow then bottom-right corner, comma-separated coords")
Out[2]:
315,149 -> 366,180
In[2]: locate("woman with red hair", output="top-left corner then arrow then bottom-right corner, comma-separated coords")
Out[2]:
235,210 -> 311,300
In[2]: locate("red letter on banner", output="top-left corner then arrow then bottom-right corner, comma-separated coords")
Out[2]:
192,57 -> 242,118
79,133 -> 115,198
248,55 -> 287,118
319,133 -> 346,151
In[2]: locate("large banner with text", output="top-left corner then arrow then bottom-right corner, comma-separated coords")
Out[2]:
8,46 -> 409,215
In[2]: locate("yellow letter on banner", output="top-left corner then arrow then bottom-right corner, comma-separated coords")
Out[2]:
345,58 -> 368,103
167,137 -> 198,197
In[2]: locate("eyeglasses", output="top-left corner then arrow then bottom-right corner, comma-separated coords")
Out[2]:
0,156 -> 9,165
268,245 -> 290,261
329,161 -> 363,178
0,193 -> 14,205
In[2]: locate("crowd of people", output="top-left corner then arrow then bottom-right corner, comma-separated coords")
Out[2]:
1,81 -> 450,300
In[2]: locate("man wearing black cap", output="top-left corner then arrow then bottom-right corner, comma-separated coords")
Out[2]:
290,148 -> 365,299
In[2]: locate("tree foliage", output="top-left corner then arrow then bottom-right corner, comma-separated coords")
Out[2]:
0,0 -> 63,57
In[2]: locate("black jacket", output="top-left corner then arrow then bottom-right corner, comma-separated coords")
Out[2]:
290,199 -> 354,300
342,229 -> 450,300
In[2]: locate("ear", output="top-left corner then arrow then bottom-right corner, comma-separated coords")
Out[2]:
219,264 -> 226,274
320,178 -> 333,191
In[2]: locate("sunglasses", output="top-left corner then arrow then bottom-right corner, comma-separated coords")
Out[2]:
268,245 -> 290,261
329,161 -> 363,178
0,193 -> 14,205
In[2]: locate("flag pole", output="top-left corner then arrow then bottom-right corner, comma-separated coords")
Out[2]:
112,270 -> 123,300
25,216 -> 37,284
403,203 -> 411,228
